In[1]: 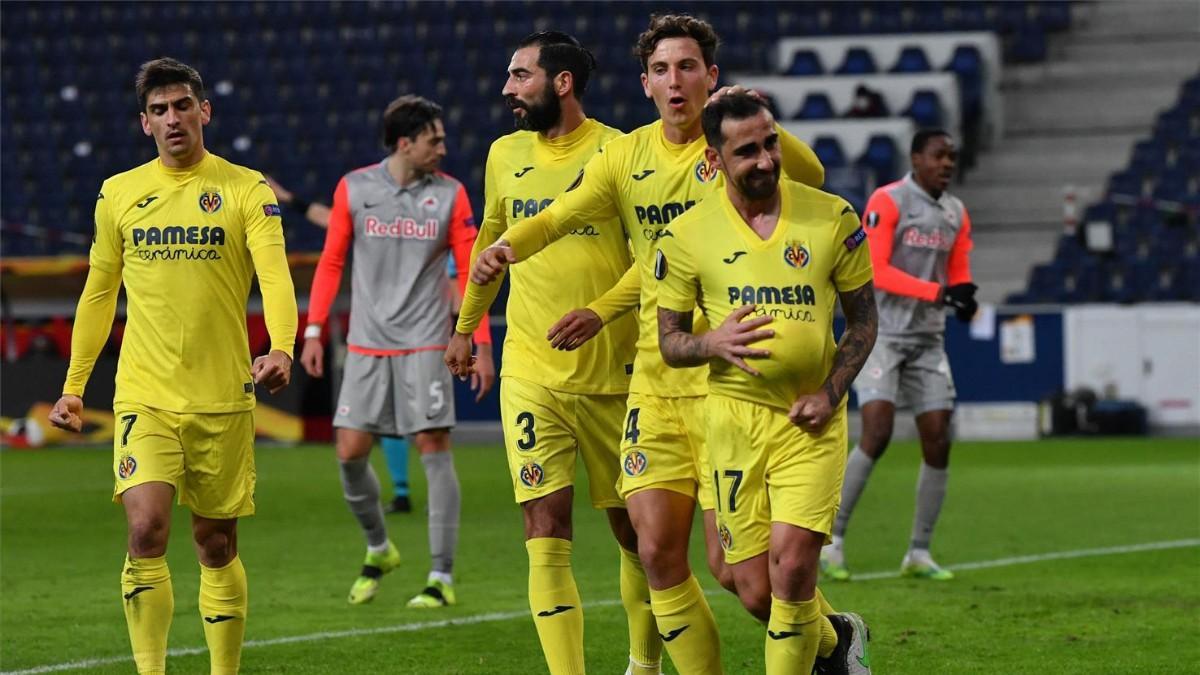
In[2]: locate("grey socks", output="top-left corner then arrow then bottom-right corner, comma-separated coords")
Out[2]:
421,450 -> 461,575
910,463 -> 948,551
833,445 -> 877,538
339,457 -> 388,549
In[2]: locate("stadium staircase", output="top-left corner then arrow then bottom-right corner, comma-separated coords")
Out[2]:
957,1 -> 1200,303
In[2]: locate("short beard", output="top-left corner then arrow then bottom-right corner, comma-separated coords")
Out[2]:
511,81 -> 562,133
736,166 -> 781,201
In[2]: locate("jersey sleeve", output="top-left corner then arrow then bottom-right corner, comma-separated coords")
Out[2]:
243,176 -> 287,252
586,261 -> 641,324
947,204 -> 974,285
863,190 -> 941,302
655,229 -> 700,314
447,183 -> 492,345
305,177 -> 353,330
776,124 -> 825,189
89,184 -> 123,273
504,148 -> 621,261
831,203 -> 875,292
62,265 -> 122,398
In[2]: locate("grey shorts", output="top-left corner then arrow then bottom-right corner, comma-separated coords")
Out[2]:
334,349 -> 455,436
853,335 -> 955,414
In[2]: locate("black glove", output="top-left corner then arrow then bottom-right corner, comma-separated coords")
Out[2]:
942,283 -> 978,323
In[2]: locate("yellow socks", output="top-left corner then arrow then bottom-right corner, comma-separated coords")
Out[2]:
121,555 -> 173,675
649,575 -> 723,675
199,556 -> 248,675
765,595 -> 837,674
526,538 -> 585,675
814,586 -> 839,658
618,546 -> 662,673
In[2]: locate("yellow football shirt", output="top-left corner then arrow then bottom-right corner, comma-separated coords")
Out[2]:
502,120 -> 825,398
457,118 -> 638,394
657,179 -> 874,411
75,153 -> 294,413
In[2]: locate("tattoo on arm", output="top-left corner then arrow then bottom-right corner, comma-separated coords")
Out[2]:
657,308 -> 707,368
822,282 -> 879,407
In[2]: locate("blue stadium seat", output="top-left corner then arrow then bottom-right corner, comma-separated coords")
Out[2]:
835,47 -> 877,75
891,46 -> 933,73
904,90 -> 944,128
1007,26 -> 1048,63
856,134 -> 900,184
812,136 -> 847,169
786,49 -> 824,76
795,93 -> 836,120
1038,1 -> 1073,32
1129,139 -> 1168,173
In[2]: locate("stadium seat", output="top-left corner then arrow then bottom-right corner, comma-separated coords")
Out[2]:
795,93 -> 836,120
891,46 -> 933,73
856,134 -> 900,184
835,47 -> 877,75
812,136 -> 847,169
1007,26 -> 1048,63
904,90 -> 944,128
786,49 -> 824,76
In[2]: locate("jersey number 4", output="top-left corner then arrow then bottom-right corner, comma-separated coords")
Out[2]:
624,408 -> 641,445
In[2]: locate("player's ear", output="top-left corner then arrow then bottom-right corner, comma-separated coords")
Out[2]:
199,99 -> 212,126
707,64 -> 719,92
140,112 -> 152,137
555,70 -> 572,99
705,145 -> 722,172
640,72 -> 651,100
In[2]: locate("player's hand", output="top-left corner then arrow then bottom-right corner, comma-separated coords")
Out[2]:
788,392 -> 834,432
942,283 -> 979,323
444,332 -> 475,381
300,338 -> 325,378
699,304 -> 774,376
471,344 -> 496,402
252,349 -> 293,394
707,85 -> 765,107
471,242 -> 516,285
48,395 -> 84,433
547,308 -> 603,351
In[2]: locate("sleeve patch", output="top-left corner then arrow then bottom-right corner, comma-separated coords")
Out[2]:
866,211 -> 878,228
843,226 -> 867,251
263,204 -> 282,216
654,249 -> 668,280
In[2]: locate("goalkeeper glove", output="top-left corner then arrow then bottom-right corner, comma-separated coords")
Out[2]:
942,283 -> 978,323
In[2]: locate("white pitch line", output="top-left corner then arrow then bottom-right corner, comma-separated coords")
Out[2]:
5,538 -> 1198,674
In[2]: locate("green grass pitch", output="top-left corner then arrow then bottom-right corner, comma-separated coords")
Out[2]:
2,437 -> 1198,673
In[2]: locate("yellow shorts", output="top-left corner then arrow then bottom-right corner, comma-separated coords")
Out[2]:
706,395 -> 847,564
499,377 -> 626,509
616,393 -> 714,511
112,403 -> 256,519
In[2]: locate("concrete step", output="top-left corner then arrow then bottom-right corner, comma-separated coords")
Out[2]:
956,183 -> 1072,228
1076,1 -> 1200,39
1004,81 -> 1184,134
967,132 -> 1142,186
969,230 -> 1061,304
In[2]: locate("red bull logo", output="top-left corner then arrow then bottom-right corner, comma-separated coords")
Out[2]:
694,158 -> 718,184
117,455 -> 138,480
198,191 -> 223,214
519,462 -> 544,488
623,451 -> 648,477
783,242 -> 810,268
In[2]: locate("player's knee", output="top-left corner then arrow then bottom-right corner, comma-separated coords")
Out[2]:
127,516 -> 170,557
194,529 -> 235,566
737,583 -> 771,623
523,497 -> 572,540
771,547 -> 820,588
414,429 -> 451,454
637,536 -> 686,580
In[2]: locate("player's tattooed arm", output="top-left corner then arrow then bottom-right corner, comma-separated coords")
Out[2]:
659,305 -> 774,375
822,281 -> 878,407
658,308 -> 707,367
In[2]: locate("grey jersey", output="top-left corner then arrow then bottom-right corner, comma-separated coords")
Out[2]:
331,162 -> 476,351
864,173 -> 973,337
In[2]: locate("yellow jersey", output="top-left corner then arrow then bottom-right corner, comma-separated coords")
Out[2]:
504,120 -> 825,398
656,179 -> 873,411
458,118 -> 638,394
73,153 -> 295,413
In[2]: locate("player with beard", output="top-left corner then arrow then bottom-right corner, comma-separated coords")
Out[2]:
456,14 -> 826,674
445,32 -> 657,674
657,91 -> 875,675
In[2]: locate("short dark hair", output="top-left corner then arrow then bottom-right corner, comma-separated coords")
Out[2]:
634,14 -> 720,72
911,128 -> 952,154
702,92 -> 768,148
381,95 -> 443,150
135,57 -> 205,111
517,30 -> 597,99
